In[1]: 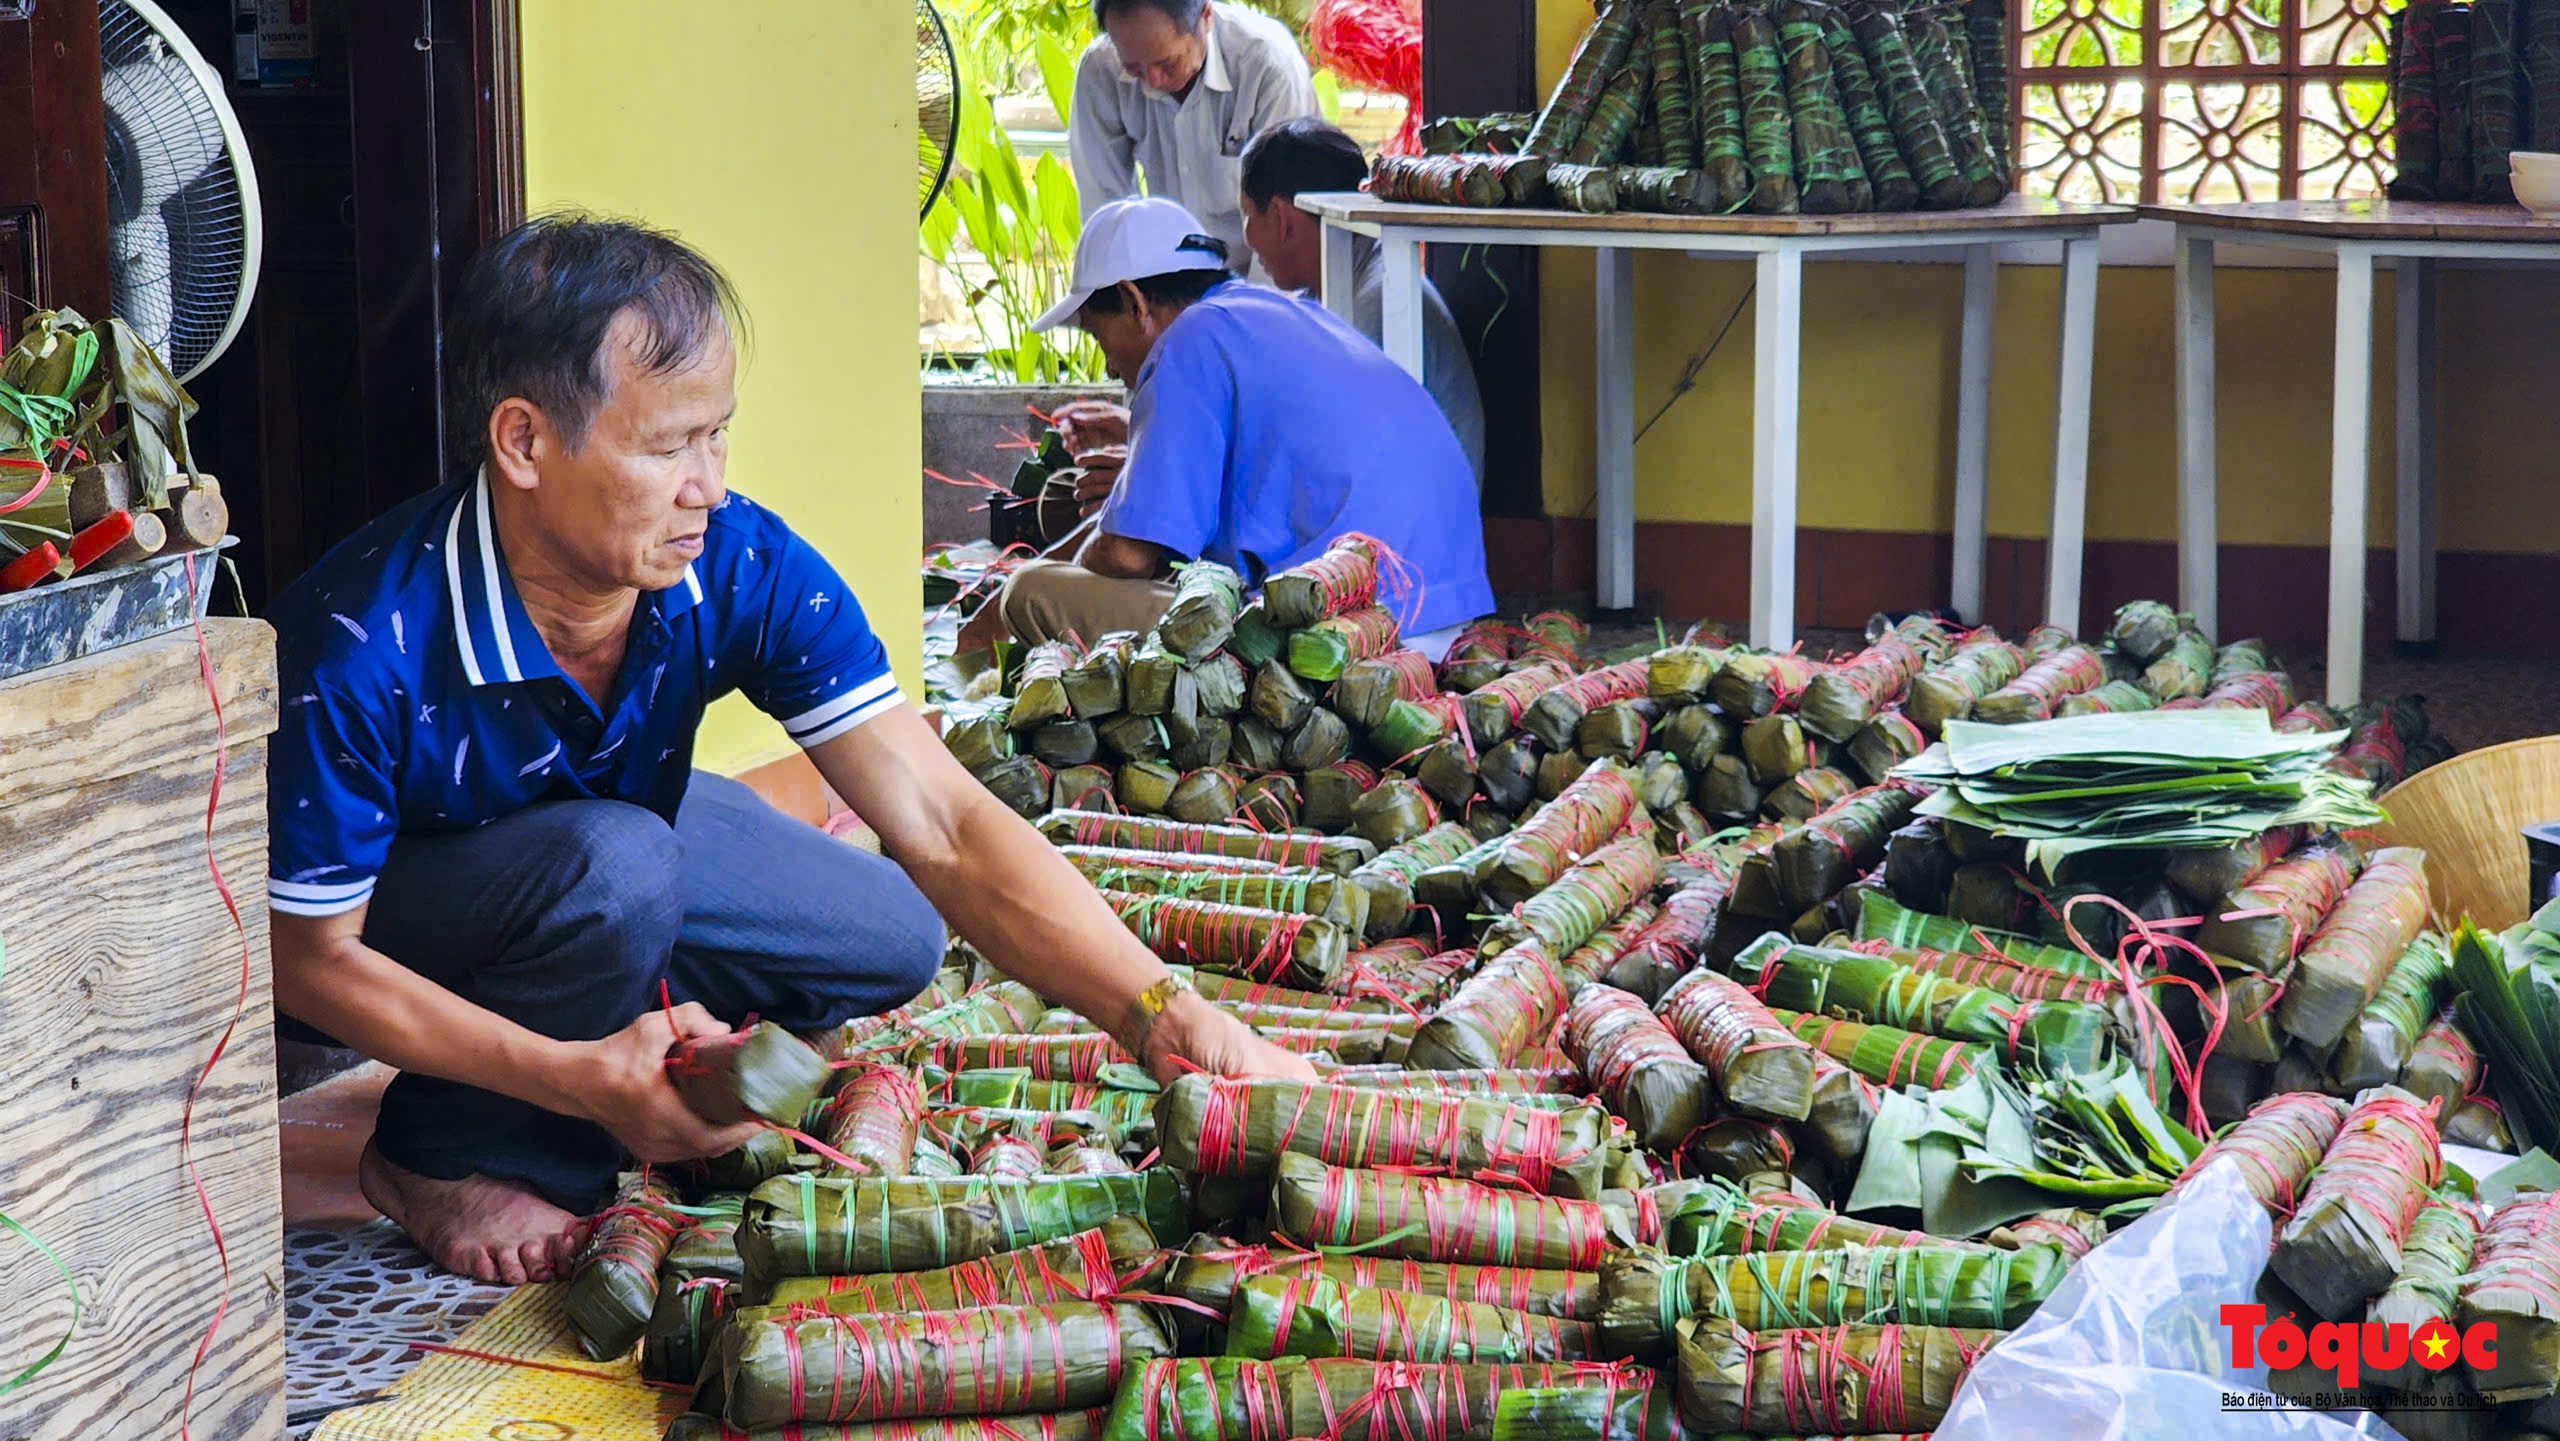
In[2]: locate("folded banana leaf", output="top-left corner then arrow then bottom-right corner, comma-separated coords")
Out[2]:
1124,642 -> 1193,720
1972,645 -> 2107,723
1774,1008 -> 1990,1090
1161,1236 -> 1601,1322
1331,651 -> 1437,733
1708,652 -> 1823,721
1906,634 -> 2024,738
1162,715 -> 1229,771
1599,1243 -> 2058,1360
1695,752 -> 1768,826
1226,1272 -> 1601,1363
1846,708 -> 1928,785
1655,703 -> 1733,772
1368,696 -> 1452,762
1190,653 -> 1248,715
1331,943 -> 1475,1009
1740,935 -> 2115,1075
1348,778 -> 1440,850
2271,1086 -> 2443,1319
1289,606 -> 1402,683
1673,1317 -> 2003,1435
1740,713 -> 1823,785
565,1172 -> 688,1359
1577,698 -> 1660,763
719,1301 -> 1172,1428
2331,934 -> 2453,1089
1800,632 -> 1928,742
948,710 -> 1016,772
1321,1065 -> 1586,1097
1301,760 -> 1382,833
2456,1193 -> 2560,1401
1052,763 -> 1119,813
1799,1051 -> 1880,1175
2399,1011 -> 2482,1121
1854,937 -> 2119,1007
1524,659 -> 1654,751
642,1274 -> 739,1385
1770,782 -> 1923,913
1631,751 -> 1688,817
1264,538 -> 1379,629
1236,773 -> 1304,833
1270,1152 -> 1646,1270
1113,758 -> 1179,813
1649,643 -> 1730,703
1762,766 -> 1855,824
755,1224 -> 1137,1318
665,1411 -> 1109,1441
1161,766 -> 1241,825
1405,942 -> 1573,1071
1251,660 -> 1319,732
2141,628 -> 2216,701
1476,736 -> 1541,815
1681,1117 -> 1801,1188
1481,834 -> 1660,961
819,1064 -> 924,1177
1656,968 -> 1817,1122
1438,621 -> 1516,693
667,1021 -> 834,1129
2172,1090 -> 2347,1217
1230,602 -> 1285,666
2447,1093 -> 2513,1151
736,1171 -> 1187,1280
2162,825 -> 2304,905
1063,639 -> 1130,719
1097,1357 -> 1678,1441
1557,899 -> 1659,989
2107,599 -> 2183,663
1156,561 -> 1244,660
2274,848 -> 2432,1049
1414,737 -> 1481,812
1853,892 -> 2113,981
1011,642 -> 1081,730
677,1128 -> 805,1194
2195,838 -> 2364,975
1037,810 -> 1373,874
1558,984 -> 1713,1151
1154,1073 -> 1616,1199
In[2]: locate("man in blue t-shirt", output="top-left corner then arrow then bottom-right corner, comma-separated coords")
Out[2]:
986,196 -> 1493,657
265,216 -> 1308,1284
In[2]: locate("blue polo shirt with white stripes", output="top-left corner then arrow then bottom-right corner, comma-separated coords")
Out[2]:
264,474 -> 899,918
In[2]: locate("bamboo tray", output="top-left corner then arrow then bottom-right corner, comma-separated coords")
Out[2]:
0,536 -> 234,683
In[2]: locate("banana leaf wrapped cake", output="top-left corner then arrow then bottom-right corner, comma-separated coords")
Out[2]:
1404,940 -> 1571,1070
668,1020 -> 832,1128
1598,1243 -> 2059,1359
737,1172 -> 1187,1281
759,1224 -> 1145,1313
566,1171 -> 688,1359
1561,983 -> 1715,1151
1739,934 -> 2115,1075
1673,1317 -> 2004,1435
1225,1272 -> 1601,1363
1270,1152 -> 1649,1270
1656,967 -> 1817,1122
2272,847 -> 2431,1049
664,1411 -> 1108,1441
718,1302 -> 1175,1429
1161,1235 -> 1601,1322
1098,1356 -> 1679,1441
2172,1090 -> 2347,1217
2271,1086 -> 2443,1319
1154,1073 -> 1618,1198
2455,1193 -> 2560,1402
2195,838 -> 2362,974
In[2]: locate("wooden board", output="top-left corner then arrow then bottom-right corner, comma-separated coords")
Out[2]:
2141,198 -> 2560,244
1296,189 -> 2137,238
0,619 -> 284,1441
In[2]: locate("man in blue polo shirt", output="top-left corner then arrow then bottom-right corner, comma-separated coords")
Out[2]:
266,216 -> 1309,1285
984,196 -> 1492,657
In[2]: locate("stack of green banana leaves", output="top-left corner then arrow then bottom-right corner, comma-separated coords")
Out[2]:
1893,708 -> 2386,871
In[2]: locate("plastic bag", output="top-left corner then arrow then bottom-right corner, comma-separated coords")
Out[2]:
1936,1156 -> 2407,1441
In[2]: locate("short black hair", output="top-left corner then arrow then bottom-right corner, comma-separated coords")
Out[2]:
1094,0 -> 1208,29
444,212 -> 745,476
1241,118 -> 1368,207
1080,267 -> 1229,320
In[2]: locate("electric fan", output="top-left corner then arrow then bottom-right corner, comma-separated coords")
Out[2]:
918,0 -> 961,217
96,0 -> 262,383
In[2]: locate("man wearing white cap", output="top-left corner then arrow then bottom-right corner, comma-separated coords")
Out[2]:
974,196 -> 1494,657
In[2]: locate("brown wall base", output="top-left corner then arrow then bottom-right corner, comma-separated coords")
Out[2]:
1485,516 -> 2558,658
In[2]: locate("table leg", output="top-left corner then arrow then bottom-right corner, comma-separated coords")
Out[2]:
1951,247 -> 1996,625
1320,223 -> 1359,327
2174,230 -> 2219,638
1751,245 -> 1804,649
2330,246 -> 2377,708
2395,255 -> 2438,650
2046,233 -> 2100,634
1380,232 -> 1426,381
1596,247 -> 1637,613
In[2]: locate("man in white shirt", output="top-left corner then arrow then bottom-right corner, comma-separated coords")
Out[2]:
1237,118 -> 1485,489
1069,0 -> 1319,276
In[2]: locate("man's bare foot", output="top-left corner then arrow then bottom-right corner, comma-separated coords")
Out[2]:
358,1140 -> 590,1285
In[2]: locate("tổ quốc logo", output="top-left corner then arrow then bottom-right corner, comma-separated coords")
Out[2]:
2223,1303 -> 2495,1390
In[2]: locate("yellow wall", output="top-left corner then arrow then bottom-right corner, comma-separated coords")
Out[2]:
523,1 -> 920,773
1534,2 -> 2560,558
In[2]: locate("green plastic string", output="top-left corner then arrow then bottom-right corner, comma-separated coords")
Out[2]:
0,938 -> 83,1397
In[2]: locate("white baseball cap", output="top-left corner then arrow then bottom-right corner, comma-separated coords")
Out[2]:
1030,196 -> 1233,333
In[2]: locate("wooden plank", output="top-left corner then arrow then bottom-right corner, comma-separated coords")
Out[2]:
0,618 -> 283,1441
0,622 -> 278,809
1296,190 -> 2139,236
2142,198 -> 2560,242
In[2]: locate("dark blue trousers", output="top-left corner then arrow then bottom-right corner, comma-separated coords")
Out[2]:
340,772 -> 944,1210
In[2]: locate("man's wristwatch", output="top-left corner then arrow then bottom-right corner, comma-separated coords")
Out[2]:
1126,973 -> 1194,1062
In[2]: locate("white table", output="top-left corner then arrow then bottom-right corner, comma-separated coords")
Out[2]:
2153,199 -> 2560,707
1298,191 -> 2135,648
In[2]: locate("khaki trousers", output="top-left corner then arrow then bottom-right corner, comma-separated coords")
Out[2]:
998,558 -> 1177,647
